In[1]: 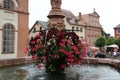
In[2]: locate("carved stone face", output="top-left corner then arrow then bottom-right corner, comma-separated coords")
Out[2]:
51,0 -> 61,9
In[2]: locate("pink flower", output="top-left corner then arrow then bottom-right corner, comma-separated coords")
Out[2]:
68,41 -> 73,45
59,49 -> 65,53
37,64 -> 41,69
36,39 -> 41,43
43,49 -> 46,53
31,41 -> 35,44
32,48 -> 36,52
36,34 -> 41,38
59,42 -> 65,47
64,51 -> 71,56
35,45 -> 40,50
24,47 -> 29,53
54,54 -> 60,58
61,39 -> 66,43
41,56 -> 46,60
66,58 -> 74,62
76,51 -> 80,54
71,46 -> 78,51
77,43 -> 82,47
60,64 -> 65,69
31,55 -> 36,59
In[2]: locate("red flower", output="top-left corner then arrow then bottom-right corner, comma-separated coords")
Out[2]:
68,41 -> 73,45
59,42 -> 65,47
76,51 -> 80,54
77,43 -> 82,47
71,46 -> 78,51
60,64 -> 65,69
54,54 -> 60,58
36,39 -> 41,43
37,64 -> 41,69
35,34 -> 41,38
24,47 -> 29,53
43,49 -> 46,53
41,56 -> 46,60
61,39 -> 67,43
27,28 -> 84,72
31,41 -> 35,44
32,55 -> 36,59
59,49 -> 65,53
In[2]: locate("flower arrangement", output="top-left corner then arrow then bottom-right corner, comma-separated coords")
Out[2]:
25,28 -> 85,73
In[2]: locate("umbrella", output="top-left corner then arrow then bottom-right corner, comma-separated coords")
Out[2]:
90,47 -> 99,52
90,47 -> 99,50
107,44 -> 119,48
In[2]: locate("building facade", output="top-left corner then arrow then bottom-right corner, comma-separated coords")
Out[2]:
114,24 -> 120,38
80,10 -> 103,46
62,9 -> 86,41
0,0 -> 29,59
29,20 -> 47,39
29,9 -> 103,47
29,10 -> 86,42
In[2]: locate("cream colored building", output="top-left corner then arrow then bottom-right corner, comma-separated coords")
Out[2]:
29,9 -> 86,42
0,0 -> 29,59
62,9 -> 86,41
29,20 -> 48,39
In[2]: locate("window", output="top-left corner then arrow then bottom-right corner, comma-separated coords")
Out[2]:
76,20 -> 80,24
80,28 -> 83,32
72,26 -> 74,30
80,36 -> 83,41
68,18 -> 74,24
76,27 -> 79,30
4,0 -> 14,10
3,24 -> 14,53
117,28 -> 120,34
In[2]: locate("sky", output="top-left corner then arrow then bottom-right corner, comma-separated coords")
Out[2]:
29,0 -> 120,36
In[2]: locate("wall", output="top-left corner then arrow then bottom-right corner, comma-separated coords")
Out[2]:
0,10 -> 18,59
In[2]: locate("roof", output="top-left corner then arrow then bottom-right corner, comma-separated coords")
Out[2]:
62,9 -> 84,25
114,24 -> 120,29
62,9 -> 76,19
38,21 -> 48,28
29,20 -> 48,33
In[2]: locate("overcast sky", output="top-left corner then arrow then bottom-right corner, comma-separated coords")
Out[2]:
29,0 -> 120,36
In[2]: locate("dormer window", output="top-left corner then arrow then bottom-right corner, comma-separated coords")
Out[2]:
76,20 -> 80,25
4,0 -> 14,10
68,18 -> 74,24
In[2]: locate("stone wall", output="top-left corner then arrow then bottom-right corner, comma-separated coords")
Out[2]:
0,57 -> 120,70
84,57 -> 120,69
0,57 -> 34,67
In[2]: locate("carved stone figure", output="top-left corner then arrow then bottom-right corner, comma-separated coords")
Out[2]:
51,0 -> 61,9
48,0 -> 65,30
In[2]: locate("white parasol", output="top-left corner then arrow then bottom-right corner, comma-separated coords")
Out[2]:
107,44 -> 119,48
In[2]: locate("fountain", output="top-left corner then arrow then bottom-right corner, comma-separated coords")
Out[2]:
0,64 -> 120,80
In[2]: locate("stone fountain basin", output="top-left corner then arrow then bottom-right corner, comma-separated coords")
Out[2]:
0,57 -> 120,80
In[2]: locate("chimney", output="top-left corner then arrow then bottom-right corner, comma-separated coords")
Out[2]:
79,12 -> 81,19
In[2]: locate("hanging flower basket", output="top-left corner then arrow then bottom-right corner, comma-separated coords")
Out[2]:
25,28 -> 85,74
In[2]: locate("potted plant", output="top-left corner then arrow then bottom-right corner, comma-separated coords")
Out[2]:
25,28 -> 85,74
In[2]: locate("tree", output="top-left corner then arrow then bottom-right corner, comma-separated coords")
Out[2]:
95,36 -> 106,51
106,37 -> 115,45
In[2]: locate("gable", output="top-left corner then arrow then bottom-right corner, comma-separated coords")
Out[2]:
90,11 -> 100,17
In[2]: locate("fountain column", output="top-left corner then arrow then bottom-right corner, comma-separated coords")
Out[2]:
47,0 -> 65,30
